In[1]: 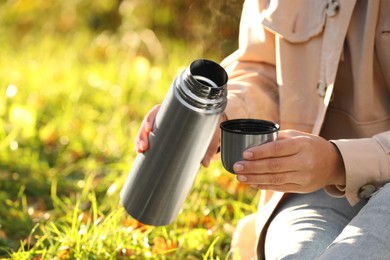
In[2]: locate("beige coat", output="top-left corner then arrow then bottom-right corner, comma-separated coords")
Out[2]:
221,0 -> 390,258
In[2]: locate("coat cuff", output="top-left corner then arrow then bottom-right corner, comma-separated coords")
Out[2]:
324,184 -> 346,198
329,134 -> 390,206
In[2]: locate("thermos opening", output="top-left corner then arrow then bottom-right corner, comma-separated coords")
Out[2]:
193,75 -> 218,88
190,59 -> 228,88
220,119 -> 279,135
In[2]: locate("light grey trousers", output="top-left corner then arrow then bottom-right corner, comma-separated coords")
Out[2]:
264,184 -> 390,259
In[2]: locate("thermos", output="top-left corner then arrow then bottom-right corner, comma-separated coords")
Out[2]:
120,59 -> 228,226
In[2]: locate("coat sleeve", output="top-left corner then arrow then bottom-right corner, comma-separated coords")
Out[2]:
326,130 -> 390,205
221,0 -> 279,123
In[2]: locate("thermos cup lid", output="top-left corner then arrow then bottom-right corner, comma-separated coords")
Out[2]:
219,119 -> 279,174
220,119 -> 279,135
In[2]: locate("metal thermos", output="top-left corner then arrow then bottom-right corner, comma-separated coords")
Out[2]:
120,59 -> 228,226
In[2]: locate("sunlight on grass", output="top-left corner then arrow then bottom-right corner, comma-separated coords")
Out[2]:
0,0 -> 252,259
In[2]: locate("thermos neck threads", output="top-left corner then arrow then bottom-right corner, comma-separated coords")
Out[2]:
176,59 -> 228,110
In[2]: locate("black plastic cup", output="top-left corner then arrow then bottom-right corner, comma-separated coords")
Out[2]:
220,119 -> 279,174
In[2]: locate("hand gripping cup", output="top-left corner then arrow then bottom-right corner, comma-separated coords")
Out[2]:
220,119 -> 279,173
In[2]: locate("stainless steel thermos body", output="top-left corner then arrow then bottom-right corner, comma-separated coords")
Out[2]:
120,59 -> 228,226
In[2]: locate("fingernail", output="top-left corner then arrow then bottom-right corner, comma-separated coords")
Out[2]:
243,151 -> 253,159
237,175 -> 247,182
145,122 -> 152,132
233,163 -> 244,172
139,140 -> 146,151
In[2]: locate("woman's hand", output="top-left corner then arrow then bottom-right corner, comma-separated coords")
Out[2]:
134,105 -> 161,153
202,113 -> 227,167
134,104 -> 226,168
233,130 -> 346,193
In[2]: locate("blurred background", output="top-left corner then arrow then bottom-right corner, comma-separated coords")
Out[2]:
0,0 -> 262,258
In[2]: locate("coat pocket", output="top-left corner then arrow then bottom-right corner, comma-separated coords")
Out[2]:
262,0 -> 328,43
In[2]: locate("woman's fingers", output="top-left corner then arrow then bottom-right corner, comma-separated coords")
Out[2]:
236,171 -> 307,186
233,155 -> 301,174
134,105 -> 161,153
202,114 -> 228,167
242,136 -> 303,161
233,129 -> 347,193
202,127 -> 221,167
249,183 -> 305,193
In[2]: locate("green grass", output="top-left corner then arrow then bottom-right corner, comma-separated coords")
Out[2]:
0,3 -> 258,259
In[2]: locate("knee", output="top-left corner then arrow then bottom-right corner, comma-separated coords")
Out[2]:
231,214 -> 257,260
370,183 -> 390,204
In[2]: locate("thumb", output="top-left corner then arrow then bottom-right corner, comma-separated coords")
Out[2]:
201,127 -> 221,167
